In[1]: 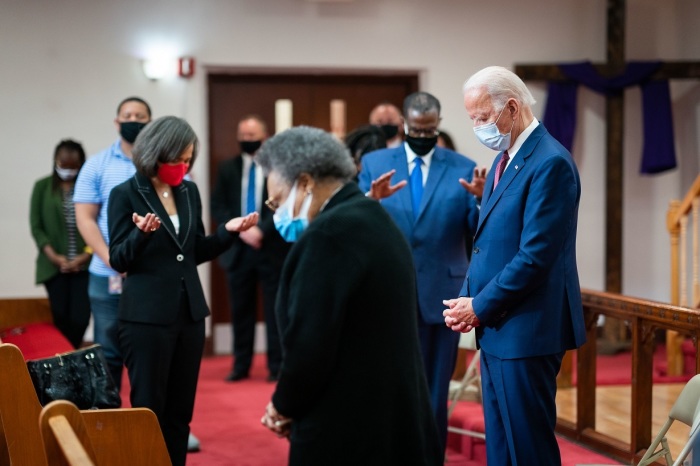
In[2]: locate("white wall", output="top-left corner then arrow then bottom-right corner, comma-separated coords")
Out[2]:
1,0 -> 698,305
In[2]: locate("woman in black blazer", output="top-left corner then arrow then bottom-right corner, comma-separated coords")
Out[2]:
257,127 -> 441,466
108,116 -> 257,466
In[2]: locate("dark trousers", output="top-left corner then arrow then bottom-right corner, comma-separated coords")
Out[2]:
119,292 -> 204,466
417,320 -> 460,460
44,271 -> 91,349
226,248 -> 282,376
480,350 -> 564,466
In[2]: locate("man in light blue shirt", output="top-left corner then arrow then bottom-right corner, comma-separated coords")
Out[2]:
74,96 -> 151,391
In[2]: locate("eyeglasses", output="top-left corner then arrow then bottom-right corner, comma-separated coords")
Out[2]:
404,124 -> 440,138
264,198 -> 280,212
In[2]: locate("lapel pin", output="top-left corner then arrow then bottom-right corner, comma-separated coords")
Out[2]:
515,165 -> 519,170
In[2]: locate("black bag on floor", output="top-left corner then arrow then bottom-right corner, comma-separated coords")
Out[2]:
26,344 -> 121,410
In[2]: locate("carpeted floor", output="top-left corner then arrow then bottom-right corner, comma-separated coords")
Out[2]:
120,354 -> 623,465
572,342 -> 693,385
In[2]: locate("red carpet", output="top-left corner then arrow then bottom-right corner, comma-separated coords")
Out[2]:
120,355 -> 289,465
118,354 -> 623,465
572,342 -> 694,385
447,401 -> 622,465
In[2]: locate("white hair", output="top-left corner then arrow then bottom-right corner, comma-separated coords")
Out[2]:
462,66 -> 536,110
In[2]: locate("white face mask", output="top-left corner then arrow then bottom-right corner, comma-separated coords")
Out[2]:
55,166 -> 79,181
273,180 -> 312,242
473,103 -> 515,152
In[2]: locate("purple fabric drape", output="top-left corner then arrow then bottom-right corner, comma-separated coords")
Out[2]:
542,61 -> 676,174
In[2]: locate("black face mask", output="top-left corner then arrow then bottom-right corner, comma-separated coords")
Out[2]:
405,135 -> 438,156
120,121 -> 148,144
240,140 -> 262,154
379,124 -> 399,140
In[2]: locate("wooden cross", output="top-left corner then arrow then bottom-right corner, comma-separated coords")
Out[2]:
514,0 -> 700,297
515,0 -> 700,368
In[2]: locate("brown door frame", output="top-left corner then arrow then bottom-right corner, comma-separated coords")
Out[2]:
205,67 -> 420,355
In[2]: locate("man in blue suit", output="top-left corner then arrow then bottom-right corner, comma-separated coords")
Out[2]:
443,66 -> 587,466
359,91 -> 482,458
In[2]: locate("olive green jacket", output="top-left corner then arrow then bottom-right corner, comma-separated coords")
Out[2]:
30,175 -> 88,284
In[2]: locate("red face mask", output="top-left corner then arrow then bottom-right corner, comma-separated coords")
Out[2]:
158,163 -> 188,187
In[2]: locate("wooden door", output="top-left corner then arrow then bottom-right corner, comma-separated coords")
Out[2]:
207,72 -> 419,350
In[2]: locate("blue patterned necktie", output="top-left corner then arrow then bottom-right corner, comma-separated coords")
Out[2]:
410,157 -> 424,219
246,162 -> 256,214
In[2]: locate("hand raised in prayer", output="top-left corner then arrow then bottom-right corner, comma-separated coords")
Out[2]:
368,169 -> 407,200
239,225 -> 263,249
132,212 -> 161,234
459,167 -> 487,199
226,212 -> 259,233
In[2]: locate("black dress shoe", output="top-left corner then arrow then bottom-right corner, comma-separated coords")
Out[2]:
225,371 -> 249,382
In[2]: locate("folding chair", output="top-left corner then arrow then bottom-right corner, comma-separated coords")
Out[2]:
638,374 -> 700,466
447,331 -> 484,439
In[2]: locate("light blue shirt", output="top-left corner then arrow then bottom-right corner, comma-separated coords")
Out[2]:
73,139 -> 135,277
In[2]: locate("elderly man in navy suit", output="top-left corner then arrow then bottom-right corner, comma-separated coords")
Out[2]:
443,66 -> 587,465
359,91 -> 482,458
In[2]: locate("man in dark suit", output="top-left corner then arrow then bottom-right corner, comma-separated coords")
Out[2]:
211,115 -> 290,382
359,92 -> 481,457
443,66 -> 587,465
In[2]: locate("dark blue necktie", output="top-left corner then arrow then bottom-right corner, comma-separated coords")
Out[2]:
410,157 -> 424,219
246,162 -> 256,214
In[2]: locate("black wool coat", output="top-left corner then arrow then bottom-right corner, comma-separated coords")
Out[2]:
271,182 -> 442,466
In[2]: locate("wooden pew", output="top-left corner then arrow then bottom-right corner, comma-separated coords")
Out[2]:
0,297 -> 52,329
39,400 -> 97,466
0,343 -> 171,466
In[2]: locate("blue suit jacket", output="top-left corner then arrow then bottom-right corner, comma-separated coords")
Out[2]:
359,145 -> 479,324
464,124 -> 586,359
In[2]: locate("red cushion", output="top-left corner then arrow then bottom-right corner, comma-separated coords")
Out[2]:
0,323 -> 73,360
448,401 -> 486,459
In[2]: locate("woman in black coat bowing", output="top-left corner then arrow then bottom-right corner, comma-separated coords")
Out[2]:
257,126 -> 441,466
108,116 -> 258,466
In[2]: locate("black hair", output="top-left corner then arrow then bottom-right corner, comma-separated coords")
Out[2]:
116,96 -> 152,118
403,92 -> 441,118
438,129 -> 457,151
344,125 -> 387,164
52,139 -> 86,190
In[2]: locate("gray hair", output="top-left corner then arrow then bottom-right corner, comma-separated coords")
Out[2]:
403,92 -> 441,117
132,116 -> 199,177
462,66 -> 536,110
256,126 -> 356,186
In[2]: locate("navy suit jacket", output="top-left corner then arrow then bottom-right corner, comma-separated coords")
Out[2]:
464,123 -> 586,359
359,145 -> 479,324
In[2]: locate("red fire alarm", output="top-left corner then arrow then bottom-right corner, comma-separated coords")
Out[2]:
178,57 -> 195,78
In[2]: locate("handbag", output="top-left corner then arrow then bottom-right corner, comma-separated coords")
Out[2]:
26,344 -> 121,410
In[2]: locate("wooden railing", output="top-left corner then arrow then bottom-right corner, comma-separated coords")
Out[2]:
667,174 -> 700,375
556,289 -> 700,464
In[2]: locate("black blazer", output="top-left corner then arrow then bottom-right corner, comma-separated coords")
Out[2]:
271,183 -> 442,466
211,155 -> 289,269
108,172 -> 235,325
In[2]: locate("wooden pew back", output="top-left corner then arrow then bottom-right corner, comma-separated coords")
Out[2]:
0,343 -> 171,466
39,400 -> 97,466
